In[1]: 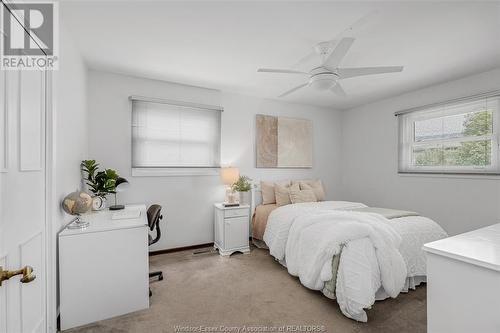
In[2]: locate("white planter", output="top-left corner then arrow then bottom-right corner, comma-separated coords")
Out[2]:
92,196 -> 107,211
238,191 -> 251,205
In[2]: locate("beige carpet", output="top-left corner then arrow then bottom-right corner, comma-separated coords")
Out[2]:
65,247 -> 426,333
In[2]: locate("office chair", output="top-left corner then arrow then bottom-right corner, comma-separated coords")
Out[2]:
147,204 -> 164,297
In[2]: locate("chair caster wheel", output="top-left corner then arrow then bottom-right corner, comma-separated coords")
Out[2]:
149,289 -> 152,297
159,274 -> 164,281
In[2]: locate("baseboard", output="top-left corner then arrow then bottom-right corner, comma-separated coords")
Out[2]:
149,237 -> 254,256
149,242 -> 214,256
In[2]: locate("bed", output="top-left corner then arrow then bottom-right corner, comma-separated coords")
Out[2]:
251,192 -> 447,322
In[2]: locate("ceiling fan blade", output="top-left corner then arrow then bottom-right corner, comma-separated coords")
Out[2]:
331,83 -> 346,97
290,12 -> 376,70
338,66 -> 403,79
337,10 -> 379,39
279,83 -> 308,98
291,51 -> 318,70
322,37 -> 355,70
257,68 -> 308,75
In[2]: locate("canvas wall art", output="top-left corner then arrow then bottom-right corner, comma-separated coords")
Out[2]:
256,114 -> 312,168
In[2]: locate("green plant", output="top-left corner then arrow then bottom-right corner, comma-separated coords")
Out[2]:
81,160 -> 119,197
231,175 -> 252,192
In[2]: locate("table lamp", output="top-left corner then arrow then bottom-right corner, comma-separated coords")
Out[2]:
109,177 -> 130,210
220,167 -> 239,207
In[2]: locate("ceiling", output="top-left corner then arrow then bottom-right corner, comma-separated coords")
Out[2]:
61,1 -> 500,110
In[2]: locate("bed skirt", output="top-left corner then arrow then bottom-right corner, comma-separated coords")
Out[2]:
375,275 -> 426,300
322,275 -> 427,300
252,238 -> 269,249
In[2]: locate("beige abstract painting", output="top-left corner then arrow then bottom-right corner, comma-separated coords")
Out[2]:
277,117 -> 312,167
256,115 -> 278,167
256,114 -> 312,168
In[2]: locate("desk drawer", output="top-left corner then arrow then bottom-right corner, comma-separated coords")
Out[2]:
224,208 -> 248,218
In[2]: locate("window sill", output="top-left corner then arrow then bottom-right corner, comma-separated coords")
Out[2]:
131,167 -> 220,177
398,172 -> 500,180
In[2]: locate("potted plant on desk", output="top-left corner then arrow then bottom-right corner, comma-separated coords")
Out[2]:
81,160 -> 119,210
231,175 -> 253,205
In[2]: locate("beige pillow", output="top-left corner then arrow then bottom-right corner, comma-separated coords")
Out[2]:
275,183 -> 299,207
260,180 -> 291,204
289,189 -> 317,204
299,180 -> 326,201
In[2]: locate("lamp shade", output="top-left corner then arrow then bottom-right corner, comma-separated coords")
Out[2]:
115,177 -> 130,193
220,167 -> 239,185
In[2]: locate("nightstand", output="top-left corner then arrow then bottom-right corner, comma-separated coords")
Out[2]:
214,203 -> 250,256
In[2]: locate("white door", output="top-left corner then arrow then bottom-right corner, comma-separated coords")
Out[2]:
224,216 -> 249,250
0,4 -> 48,333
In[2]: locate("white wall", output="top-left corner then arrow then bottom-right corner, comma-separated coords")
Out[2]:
340,68 -> 500,236
220,92 -> 342,197
55,28 -> 88,225
50,20 -> 89,330
87,70 -> 342,250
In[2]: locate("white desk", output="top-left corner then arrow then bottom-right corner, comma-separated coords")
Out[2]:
59,204 -> 149,330
423,223 -> 500,333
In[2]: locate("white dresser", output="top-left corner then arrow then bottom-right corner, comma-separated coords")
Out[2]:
58,205 -> 149,330
423,223 -> 500,333
214,204 -> 250,256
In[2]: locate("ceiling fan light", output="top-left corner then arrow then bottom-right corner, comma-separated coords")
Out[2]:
309,74 -> 336,90
311,80 -> 333,90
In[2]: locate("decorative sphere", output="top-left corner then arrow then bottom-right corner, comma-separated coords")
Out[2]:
62,191 -> 92,216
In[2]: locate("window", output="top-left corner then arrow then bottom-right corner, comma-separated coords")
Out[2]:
397,94 -> 500,174
131,97 -> 221,173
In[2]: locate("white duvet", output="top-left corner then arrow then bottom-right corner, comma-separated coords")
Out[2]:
262,201 -> 447,322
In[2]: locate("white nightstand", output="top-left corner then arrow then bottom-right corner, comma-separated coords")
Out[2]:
214,203 -> 250,256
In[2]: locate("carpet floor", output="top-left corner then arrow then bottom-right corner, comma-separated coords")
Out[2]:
65,247 -> 427,333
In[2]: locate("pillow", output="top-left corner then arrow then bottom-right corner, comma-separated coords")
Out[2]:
289,189 -> 317,204
275,183 -> 299,207
298,180 -> 326,201
260,180 -> 291,204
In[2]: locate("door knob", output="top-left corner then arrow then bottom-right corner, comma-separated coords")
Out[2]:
0,266 -> 36,286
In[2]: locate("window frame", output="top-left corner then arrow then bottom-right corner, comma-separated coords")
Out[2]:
397,92 -> 500,175
130,95 -> 223,177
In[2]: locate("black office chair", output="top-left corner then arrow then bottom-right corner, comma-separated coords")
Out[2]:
147,204 -> 164,297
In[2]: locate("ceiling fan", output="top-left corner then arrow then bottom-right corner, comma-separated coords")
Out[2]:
258,37 -> 404,98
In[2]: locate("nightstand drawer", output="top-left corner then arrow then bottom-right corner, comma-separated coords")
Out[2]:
224,208 -> 248,218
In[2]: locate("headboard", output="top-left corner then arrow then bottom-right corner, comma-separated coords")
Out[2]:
250,185 -> 262,216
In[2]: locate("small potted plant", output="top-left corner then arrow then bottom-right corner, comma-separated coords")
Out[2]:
231,175 -> 253,205
81,160 -> 119,210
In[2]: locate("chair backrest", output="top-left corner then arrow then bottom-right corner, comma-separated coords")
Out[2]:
147,204 -> 163,245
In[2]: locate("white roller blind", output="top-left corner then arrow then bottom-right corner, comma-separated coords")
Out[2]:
132,100 -> 221,168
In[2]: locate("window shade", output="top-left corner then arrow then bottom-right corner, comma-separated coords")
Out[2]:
397,94 -> 500,174
132,100 -> 221,168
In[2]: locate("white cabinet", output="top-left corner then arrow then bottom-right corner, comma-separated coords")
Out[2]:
58,205 -> 149,330
423,223 -> 500,333
214,204 -> 250,256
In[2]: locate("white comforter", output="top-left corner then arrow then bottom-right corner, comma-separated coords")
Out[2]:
264,201 -> 368,260
263,201 -> 448,322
